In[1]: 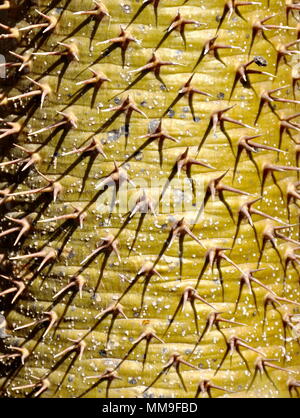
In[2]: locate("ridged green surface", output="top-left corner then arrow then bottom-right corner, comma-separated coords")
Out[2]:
0,0 -> 300,398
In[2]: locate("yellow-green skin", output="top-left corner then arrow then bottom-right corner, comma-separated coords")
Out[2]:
0,0 -> 300,398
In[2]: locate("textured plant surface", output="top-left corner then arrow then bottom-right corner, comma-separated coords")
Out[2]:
0,0 -> 300,398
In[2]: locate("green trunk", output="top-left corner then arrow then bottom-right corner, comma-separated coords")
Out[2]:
0,0 -> 300,398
